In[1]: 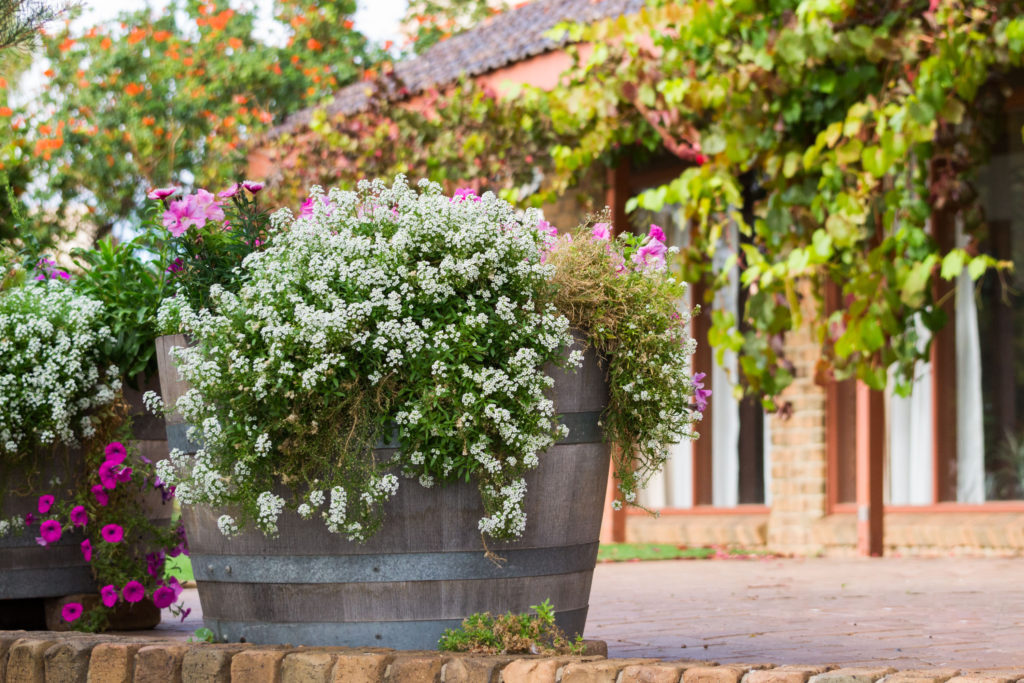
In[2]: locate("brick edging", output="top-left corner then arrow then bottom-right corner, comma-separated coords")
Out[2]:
2,630 -> 1022,682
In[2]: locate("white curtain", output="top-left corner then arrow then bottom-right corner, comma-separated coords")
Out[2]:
887,318 -> 934,505
956,218 -> 986,503
710,223 -> 741,508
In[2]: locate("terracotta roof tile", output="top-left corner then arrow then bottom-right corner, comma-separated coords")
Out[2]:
270,0 -> 644,137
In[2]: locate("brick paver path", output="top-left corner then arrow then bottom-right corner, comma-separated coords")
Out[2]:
154,556 -> 1023,668
586,556 -> 1024,668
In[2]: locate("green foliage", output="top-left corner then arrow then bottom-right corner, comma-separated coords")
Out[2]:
0,0 -> 67,63
438,599 -> 584,655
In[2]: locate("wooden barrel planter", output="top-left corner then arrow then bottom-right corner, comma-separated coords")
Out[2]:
157,334 -> 610,649
0,449 -> 95,626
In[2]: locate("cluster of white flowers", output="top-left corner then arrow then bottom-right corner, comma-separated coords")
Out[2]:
0,281 -> 119,458
156,176 -> 573,541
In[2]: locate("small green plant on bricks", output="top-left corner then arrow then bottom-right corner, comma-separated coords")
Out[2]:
438,599 -> 584,655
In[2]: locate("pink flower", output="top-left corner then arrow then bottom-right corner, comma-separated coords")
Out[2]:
218,183 -> 240,199
146,551 -> 165,577
166,257 -> 184,274
299,195 -> 331,217
39,519 -> 62,544
152,585 -> 176,609
692,372 -> 711,413
648,224 -> 666,243
23,512 -> 35,526
70,505 -> 88,527
632,240 -> 667,271
101,523 -> 124,543
451,187 -> 480,202
148,186 -> 179,200
100,584 -> 119,607
179,608 -> 192,622
33,258 -> 69,281
115,466 -> 132,484
165,576 -> 184,599
192,189 -> 225,223
122,580 -> 145,603
99,461 -> 118,490
104,441 -> 126,462
81,539 -> 92,562
536,220 -> 557,239
162,197 -> 205,237
91,485 -> 108,507
61,602 -> 83,622
591,223 -> 611,241
242,180 -> 263,194
38,494 -> 54,514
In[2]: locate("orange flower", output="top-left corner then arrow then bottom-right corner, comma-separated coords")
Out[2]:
384,40 -> 393,50
257,110 -> 272,124
228,37 -> 243,49
142,116 -> 155,125
290,55 -> 299,64
272,63 -> 281,75
154,126 -> 164,136
153,30 -> 171,42
290,15 -> 306,28
306,38 -> 322,51
343,19 -> 354,29
100,37 -> 112,50
237,106 -> 248,116
183,57 -> 194,66
127,27 -> 147,44
86,27 -> 97,38
39,124 -> 52,135
208,9 -> 234,31
0,77 -> 7,89
125,83 -> 144,96
0,107 -> 12,117
306,86 -> 315,96
106,154 -> 114,167
44,68 -> 55,78
59,37 -> 75,52
362,68 -> 377,81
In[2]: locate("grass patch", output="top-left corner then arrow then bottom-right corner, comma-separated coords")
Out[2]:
597,543 -> 771,562
164,554 -> 194,582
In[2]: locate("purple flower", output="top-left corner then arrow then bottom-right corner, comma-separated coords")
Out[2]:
122,580 -> 145,603
165,576 -> 184,599
24,512 -> 35,526
146,551 -> 165,577
100,523 -> 124,543
104,441 -> 126,462
242,180 -> 263,194
648,223 -> 666,243
33,258 -> 70,281
218,183 -> 240,199
179,607 -> 192,622
39,519 -> 62,545
38,494 -> 54,514
70,505 -> 88,527
692,372 -> 711,413
165,257 -> 184,274
81,539 -> 92,562
61,602 -> 83,622
91,485 -> 109,507
98,461 -> 118,490
115,466 -> 132,484
101,584 -> 119,607
591,223 -> 611,241
152,585 -> 176,609
148,186 -> 179,200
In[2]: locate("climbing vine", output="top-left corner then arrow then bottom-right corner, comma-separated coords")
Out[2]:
260,0 -> 1024,403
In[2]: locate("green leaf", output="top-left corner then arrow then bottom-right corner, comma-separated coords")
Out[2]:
940,249 -> 965,280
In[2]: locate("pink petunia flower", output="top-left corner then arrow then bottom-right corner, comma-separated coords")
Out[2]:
101,523 -> 124,543
98,461 -> 118,490
91,485 -> 109,507
115,466 -> 132,484
192,189 -> 225,223
61,602 -> 83,622
451,187 -> 480,203
218,183 -> 240,199
81,539 -> 92,562
165,576 -> 184,599
104,441 -> 126,462
146,551 -> 165,577
148,186 -> 180,201
70,505 -> 88,527
648,223 -> 666,243
39,519 -> 62,545
24,512 -> 34,526
632,240 -> 668,271
100,584 -> 119,608
162,197 -> 206,237
692,372 -> 711,413
38,494 -> 54,514
152,585 -> 176,609
591,223 -> 611,241
299,195 -> 331,218
536,220 -> 557,239
242,180 -> 263,194
122,580 -> 145,603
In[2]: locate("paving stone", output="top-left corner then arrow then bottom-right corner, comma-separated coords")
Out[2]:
86,642 -> 149,683
809,668 -> 897,683
281,650 -> 337,683
501,658 -> 565,683
6,637 -> 59,683
684,666 -> 749,683
441,655 -> 514,683
562,658 -> 661,683
330,652 -> 394,683
384,652 -> 448,682
181,643 -> 252,683
0,631 -> 28,682
884,669 -> 961,683
945,677 -> 1013,683
746,667 -> 834,683
134,643 -> 191,683
44,637 -> 110,683
229,648 -> 289,683
620,662 -> 688,683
